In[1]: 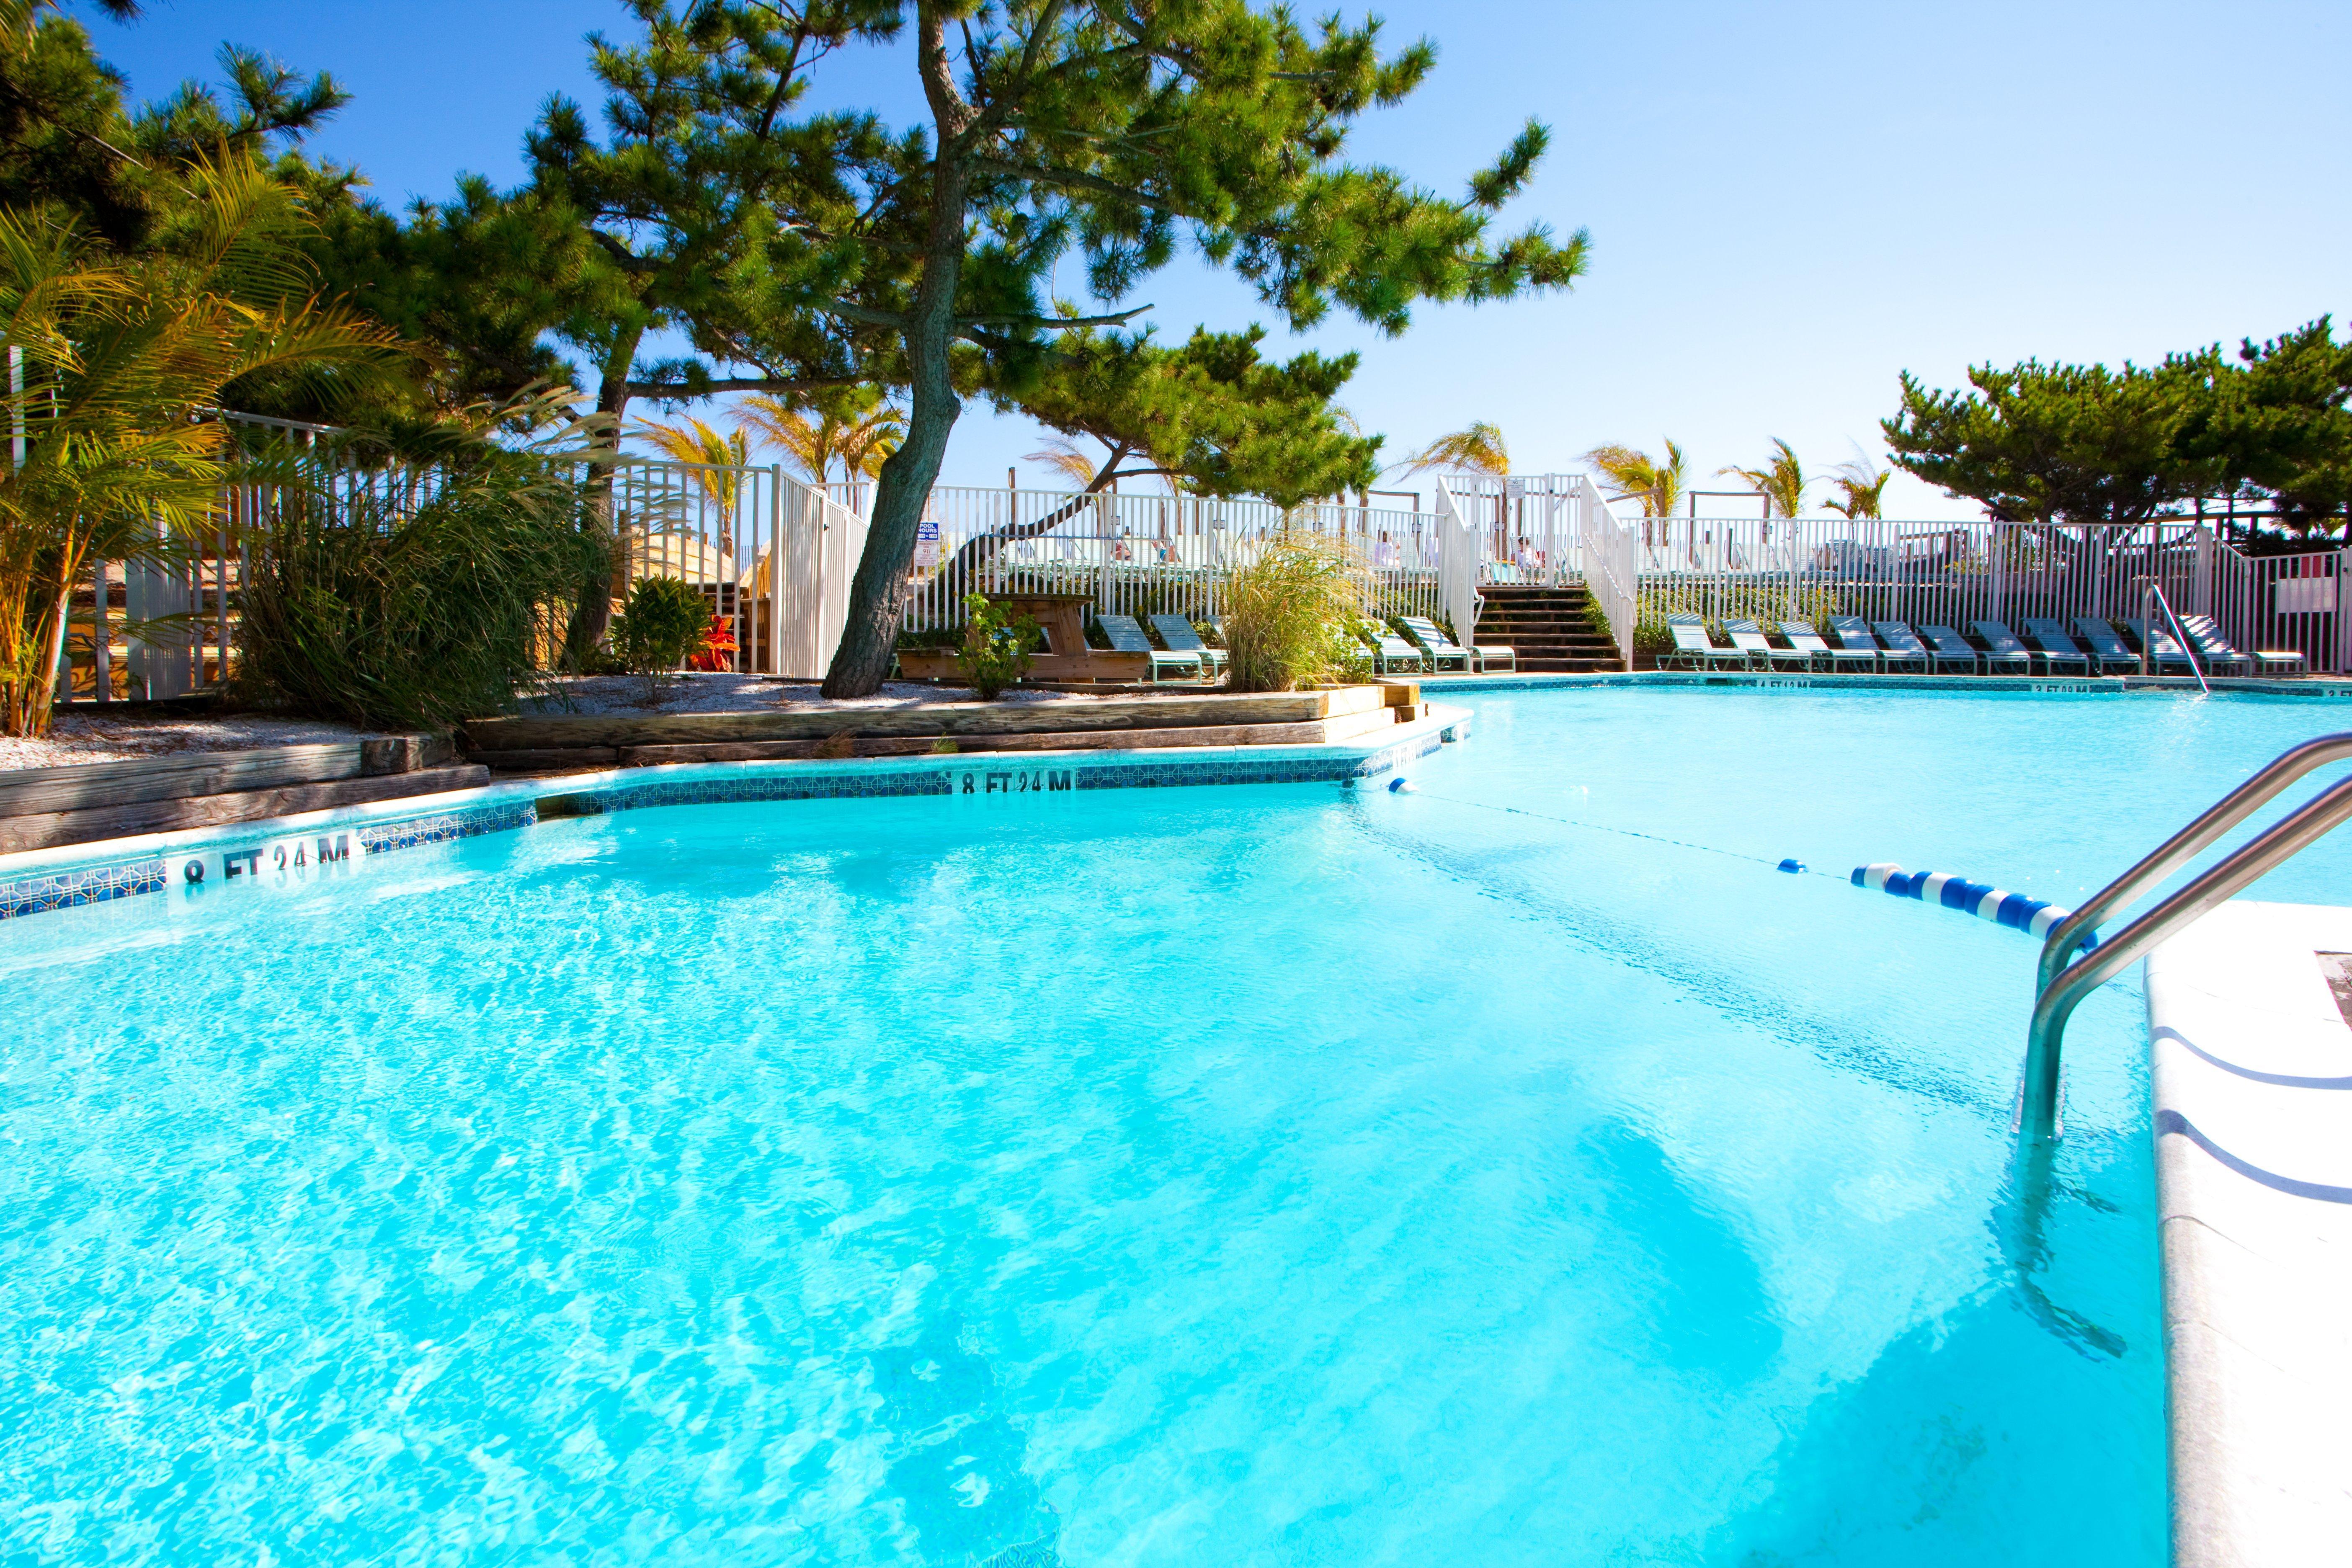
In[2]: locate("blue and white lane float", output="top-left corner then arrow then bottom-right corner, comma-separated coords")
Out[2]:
1852,863 -> 2099,951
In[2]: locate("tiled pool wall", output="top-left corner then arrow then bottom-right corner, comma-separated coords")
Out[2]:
0,709 -> 1469,923
8,671 -> 2349,925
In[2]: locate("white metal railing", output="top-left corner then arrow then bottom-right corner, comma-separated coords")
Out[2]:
1434,473 -> 1596,589
2208,542 -> 2349,673
833,484 -> 1454,633
1564,512 -> 2347,674
51,425 -> 2352,704
611,457 -> 870,678
1571,476 -> 1637,666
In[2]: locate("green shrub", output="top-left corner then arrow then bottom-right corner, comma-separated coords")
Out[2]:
236,469 -> 608,730
1223,533 -> 1375,691
956,592 -> 1037,699
895,622 -> 964,651
609,576 -> 708,675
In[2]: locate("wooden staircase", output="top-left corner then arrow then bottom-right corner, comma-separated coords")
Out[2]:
1474,584 -> 1625,673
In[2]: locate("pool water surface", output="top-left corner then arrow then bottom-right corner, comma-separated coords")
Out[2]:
9,686 -> 2346,1565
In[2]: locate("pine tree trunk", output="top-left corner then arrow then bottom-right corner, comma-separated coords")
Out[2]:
821,7 -> 973,699
564,328 -> 642,664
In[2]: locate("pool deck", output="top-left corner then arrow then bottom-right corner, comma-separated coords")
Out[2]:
2145,900 -> 2352,1567
1425,670 -> 2352,698
0,704 -> 1473,921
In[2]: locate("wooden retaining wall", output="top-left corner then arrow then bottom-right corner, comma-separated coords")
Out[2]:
0,733 -> 475,854
463,686 -> 1422,773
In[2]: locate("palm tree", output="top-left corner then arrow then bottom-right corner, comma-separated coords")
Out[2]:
735,393 -> 904,485
1718,438 -> 1810,518
630,413 -> 750,507
0,151 -> 402,735
1398,421 -> 1509,479
1582,439 -> 1687,517
1824,454 -> 1892,519
1024,436 -> 1101,488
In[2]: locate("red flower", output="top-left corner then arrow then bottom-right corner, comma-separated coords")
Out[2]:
689,615 -> 740,671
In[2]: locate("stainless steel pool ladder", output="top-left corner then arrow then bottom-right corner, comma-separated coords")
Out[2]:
2019,732 -> 2352,1143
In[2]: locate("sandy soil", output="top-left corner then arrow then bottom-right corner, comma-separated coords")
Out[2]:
0,713 -> 380,772
2,675 -> 1114,773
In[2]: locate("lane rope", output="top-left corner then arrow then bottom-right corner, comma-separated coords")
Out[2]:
1379,779 -> 1846,878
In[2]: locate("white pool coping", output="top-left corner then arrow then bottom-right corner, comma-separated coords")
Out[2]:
2144,900 -> 2352,1567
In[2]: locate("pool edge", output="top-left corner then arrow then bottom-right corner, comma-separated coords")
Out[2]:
1429,671 -> 2352,698
0,705 -> 1472,922
2144,900 -> 2352,1568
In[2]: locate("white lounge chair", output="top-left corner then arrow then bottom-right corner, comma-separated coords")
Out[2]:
1777,620 -> 1874,673
1972,620 -> 2075,676
1828,616 -> 1896,672
1919,625 -> 1988,674
2069,618 -> 2143,675
1148,614 -> 1228,678
2119,618 -> 2198,675
1725,618 -> 1809,671
2179,614 -> 2302,676
1361,625 -> 1429,675
2022,619 -> 2109,674
1869,621 -> 1945,674
1664,614 -> 1746,671
1096,613 -> 1206,681
1396,616 -> 1474,674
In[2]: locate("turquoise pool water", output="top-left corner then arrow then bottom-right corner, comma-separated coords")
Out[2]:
7,687 -> 2350,1565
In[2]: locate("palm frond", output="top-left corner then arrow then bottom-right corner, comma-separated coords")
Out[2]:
1583,438 -> 1687,517
1025,436 -> 1100,487
1398,421 -> 1509,479
1825,453 -> 1892,519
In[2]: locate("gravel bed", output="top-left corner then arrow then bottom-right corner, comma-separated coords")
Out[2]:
1,674 -> 1131,772
0,713 -> 379,772
523,673 -> 1107,716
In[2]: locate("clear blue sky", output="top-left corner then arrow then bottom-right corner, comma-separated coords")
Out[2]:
76,0 -> 2352,518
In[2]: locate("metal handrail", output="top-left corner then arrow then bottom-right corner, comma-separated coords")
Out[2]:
2019,771 -> 2352,1142
2035,733 -> 2352,992
2139,580 -> 2210,694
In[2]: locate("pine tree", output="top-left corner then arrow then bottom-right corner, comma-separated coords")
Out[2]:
598,0 -> 1590,695
993,325 -> 1379,505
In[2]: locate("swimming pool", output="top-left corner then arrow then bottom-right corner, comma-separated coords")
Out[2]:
6,686 -> 2347,1564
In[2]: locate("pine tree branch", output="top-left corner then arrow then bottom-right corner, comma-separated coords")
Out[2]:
621,374 -> 866,399
957,306 -> 1151,329
587,230 -> 665,276
967,157 -> 1174,211
807,299 -> 914,329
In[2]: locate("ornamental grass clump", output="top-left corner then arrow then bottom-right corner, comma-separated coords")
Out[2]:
236,467 -> 608,731
1222,532 -> 1375,692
